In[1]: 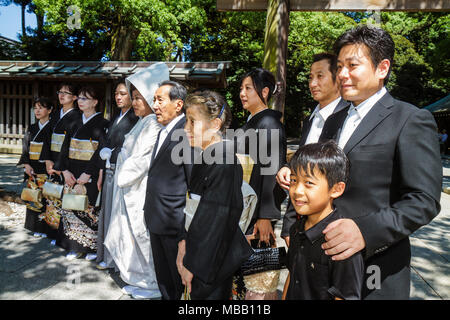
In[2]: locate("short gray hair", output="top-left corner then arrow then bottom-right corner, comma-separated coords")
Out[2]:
159,80 -> 187,102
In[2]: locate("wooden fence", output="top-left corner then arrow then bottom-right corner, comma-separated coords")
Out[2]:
0,81 -> 36,148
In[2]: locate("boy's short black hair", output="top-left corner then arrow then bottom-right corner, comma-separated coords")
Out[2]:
333,25 -> 395,85
289,140 -> 349,188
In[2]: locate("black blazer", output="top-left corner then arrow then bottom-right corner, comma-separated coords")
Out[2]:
143,116 -> 194,237
333,92 -> 441,298
105,108 -> 139,164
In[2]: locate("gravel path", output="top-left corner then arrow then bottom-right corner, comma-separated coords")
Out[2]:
0,201 -> 26,231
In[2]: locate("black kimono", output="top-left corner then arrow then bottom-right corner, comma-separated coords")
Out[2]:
237,109 -> 287,234
183,141 -> 253,299
55,113 -> 109,253
104,108 -> 139,165
18,121 -> 53,235
40,108 -> 82,169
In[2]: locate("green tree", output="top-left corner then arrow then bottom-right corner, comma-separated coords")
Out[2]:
188,2 -> 267,127
366,12 -> 449,107
31,0 -> 207,61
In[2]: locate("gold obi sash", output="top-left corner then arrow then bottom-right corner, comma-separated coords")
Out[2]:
50,133 -> 65,152
236,154 -> 255,184
29,142 -> 43,160
69,138 -> 99,161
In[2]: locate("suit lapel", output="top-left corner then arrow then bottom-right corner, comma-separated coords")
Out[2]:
300,98 -> 349,145
333,98 -> 350,114
319,105 -> 350,142
150,116 -> 186,170
343,92 -> 394,154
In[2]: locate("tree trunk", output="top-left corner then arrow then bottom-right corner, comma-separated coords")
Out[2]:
21,4 -> 26,38
262,0 -> 290,120
111,25 -> 139,61
36,12 -> 44,38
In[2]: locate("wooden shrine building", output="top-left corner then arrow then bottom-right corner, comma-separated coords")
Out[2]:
0,60 -> 230,153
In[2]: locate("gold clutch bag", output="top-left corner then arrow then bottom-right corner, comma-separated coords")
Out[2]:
42,181 -> 64,199
62,194 -> 88,211
21,188 -> 42,203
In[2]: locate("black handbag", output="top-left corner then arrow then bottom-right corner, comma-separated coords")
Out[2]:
241,246 -> 287,276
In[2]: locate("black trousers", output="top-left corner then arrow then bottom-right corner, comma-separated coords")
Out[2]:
150,232 -> 183,300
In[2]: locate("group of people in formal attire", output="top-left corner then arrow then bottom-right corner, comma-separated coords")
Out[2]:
18,25 -> 442,300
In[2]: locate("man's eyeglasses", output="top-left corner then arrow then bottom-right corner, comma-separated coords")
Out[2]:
57,90 -> 74,96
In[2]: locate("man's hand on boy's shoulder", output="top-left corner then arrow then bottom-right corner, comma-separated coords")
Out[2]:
322,219 -> 365,261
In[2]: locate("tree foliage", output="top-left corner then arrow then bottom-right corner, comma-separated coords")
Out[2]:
1,0 -> 448,136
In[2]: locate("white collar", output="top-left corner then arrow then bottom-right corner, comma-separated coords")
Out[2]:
349,87 -> 387,119
163,114 -> 185,133
82,112 -> 101,124
38,120 -> 49,130
119,108 -> 130,118
60,108 -> 74,118
247,107 -> 268,122
310,96 -> 341,121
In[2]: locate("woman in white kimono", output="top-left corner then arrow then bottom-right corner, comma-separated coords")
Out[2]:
104,63 -> 169,299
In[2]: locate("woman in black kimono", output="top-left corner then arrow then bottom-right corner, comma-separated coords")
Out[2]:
237,68 -> 287,243
18,97 -> 53,237
54,86 -> 109,260
176,91 -> 252,300
233,69 -> 287,300
39,83 -> 82,242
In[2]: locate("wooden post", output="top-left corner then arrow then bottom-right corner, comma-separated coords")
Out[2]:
18,85 -> 23,146
262,0 -> 290,120
105,82 -> 112,120
0,82 -> 4,145
31,80 -> 39,125
5,83 -> 10,145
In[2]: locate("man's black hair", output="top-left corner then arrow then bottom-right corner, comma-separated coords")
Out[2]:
312,52 -> 338,83
333,25 -> 395,85
289,140 -> 349,188
159,80 -> 187,102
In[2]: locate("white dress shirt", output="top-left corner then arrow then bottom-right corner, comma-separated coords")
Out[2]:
338,87 -> 387,149
154,114 -> 185,157
304,97 -> 341,145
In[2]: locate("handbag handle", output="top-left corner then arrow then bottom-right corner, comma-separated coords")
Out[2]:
49,173 -> 65,185
246,234 -> 277,249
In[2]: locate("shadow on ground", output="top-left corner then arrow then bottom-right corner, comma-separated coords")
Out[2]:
0,226 -> 126,300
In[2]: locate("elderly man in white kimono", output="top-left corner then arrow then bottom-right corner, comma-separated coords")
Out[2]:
104,63 -> 169,300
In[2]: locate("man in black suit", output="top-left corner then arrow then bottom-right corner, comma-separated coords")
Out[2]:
277,53 -> 350,245
320,25 -> 442,299
143,80 -> 192,300
97,82 -> 139,267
